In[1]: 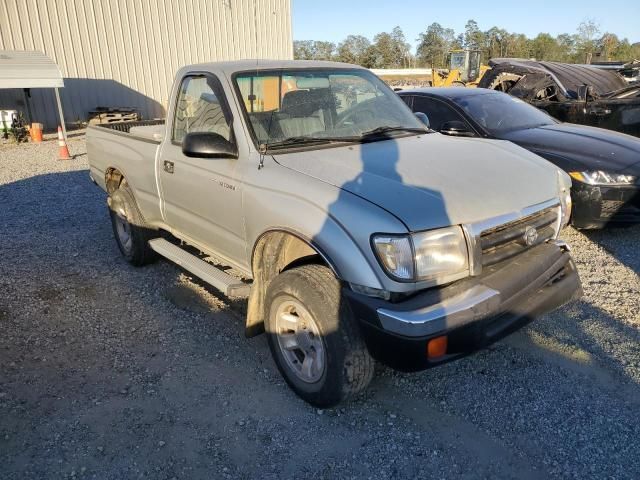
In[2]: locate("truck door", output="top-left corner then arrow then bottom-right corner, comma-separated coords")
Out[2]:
158,73 -> 246,265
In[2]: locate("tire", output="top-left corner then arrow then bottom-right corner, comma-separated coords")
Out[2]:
108,182 -> 158,266
265,265 -> 375,407
486,72 -> 522,92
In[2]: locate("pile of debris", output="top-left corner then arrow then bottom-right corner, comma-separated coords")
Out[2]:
88,107 -> 139,126
479,59 -> 640,137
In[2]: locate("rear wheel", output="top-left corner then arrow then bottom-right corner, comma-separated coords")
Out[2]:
108,182 -> 158,266
265,265 -> 375,407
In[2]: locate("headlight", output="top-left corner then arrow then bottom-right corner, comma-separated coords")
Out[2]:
372,226 -> 469,282
558,170 -> 572,229
569,170 -> 637,186
413,226 -> 469,280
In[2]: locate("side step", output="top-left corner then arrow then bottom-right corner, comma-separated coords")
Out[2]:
148,238 -> 251,297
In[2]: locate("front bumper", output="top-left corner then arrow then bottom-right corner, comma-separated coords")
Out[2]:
571,182 -> 640,229
345,241 -> 582,371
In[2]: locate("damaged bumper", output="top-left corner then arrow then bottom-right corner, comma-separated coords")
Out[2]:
571,182 -> 640,229
345,241 -> 582,371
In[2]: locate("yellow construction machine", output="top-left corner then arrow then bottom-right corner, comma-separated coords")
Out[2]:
431,49 -> 490,87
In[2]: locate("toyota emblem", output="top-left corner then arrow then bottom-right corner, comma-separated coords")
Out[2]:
523,226 -> 539,246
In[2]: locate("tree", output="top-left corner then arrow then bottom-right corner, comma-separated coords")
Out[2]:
598,33 -> 620,61
336,35 -> 371,64
314,41 -> 336,61
295,19 -> 636,70
506,33 -> 530,59
369,29 -> 412,68
416,23 -> 456,68
611,38 -> 635,61
391,26 -> 412,68
576,19 -> 600,62
556,34 -> 576,62
464,20 -> 484,50
293,40 -> 315,60
293,40 -> 335,61
531,33 -> 560,61
371,32 -> 395,68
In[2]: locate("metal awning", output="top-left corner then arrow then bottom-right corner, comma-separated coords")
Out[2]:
0,50 -> 67,138
0,50 -> 64,88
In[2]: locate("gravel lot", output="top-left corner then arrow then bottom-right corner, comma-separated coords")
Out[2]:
1,133 -> 639,479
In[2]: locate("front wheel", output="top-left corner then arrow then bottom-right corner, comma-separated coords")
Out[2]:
265,265 -> 375,407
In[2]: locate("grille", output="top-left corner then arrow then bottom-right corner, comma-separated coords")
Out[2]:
600,200 -> 626,218
480,207 -> 558,267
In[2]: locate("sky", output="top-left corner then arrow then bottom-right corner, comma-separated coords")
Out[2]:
292,0 -> 640,52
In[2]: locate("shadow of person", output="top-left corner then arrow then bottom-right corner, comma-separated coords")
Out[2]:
289,131 -> 453,406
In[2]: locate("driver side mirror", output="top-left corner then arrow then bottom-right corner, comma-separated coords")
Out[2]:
182,132 -> 238,159
439,120 -> 474,137
414,112 -> 430,128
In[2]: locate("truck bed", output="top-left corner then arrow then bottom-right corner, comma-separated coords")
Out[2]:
87,120 -> 167,225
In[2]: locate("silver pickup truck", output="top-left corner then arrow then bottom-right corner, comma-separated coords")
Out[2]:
88,60 -> 581,407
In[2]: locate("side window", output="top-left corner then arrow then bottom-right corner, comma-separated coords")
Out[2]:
412,97 -> 466,131
173,75 -> 232,144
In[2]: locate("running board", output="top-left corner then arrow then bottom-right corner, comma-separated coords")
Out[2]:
148,238 -> 250,297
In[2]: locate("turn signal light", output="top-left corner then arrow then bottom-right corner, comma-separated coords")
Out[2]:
427,336 -> 448,359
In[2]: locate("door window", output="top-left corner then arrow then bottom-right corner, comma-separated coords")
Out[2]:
412,96 -> 466,131
173,75 -> 232,143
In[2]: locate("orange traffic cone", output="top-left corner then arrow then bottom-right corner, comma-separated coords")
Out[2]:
58,126 -> 71,160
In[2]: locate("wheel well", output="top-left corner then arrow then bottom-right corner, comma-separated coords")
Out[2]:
105,168 -> 125,194
245,230 -> 334,337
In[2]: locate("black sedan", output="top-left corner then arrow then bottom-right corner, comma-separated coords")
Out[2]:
399,87 -> 640,229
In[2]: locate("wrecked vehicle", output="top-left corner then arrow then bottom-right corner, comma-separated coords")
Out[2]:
399,87 -> 640,229
87,60 -> 581,407
590,60 -> 640,84
479,59 -> 640,137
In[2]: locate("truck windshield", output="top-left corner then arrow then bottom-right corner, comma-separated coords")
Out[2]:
453,92 -> 557,133
233,68 -> 425,148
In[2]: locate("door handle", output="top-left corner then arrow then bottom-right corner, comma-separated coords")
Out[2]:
587,107 -> 611,116
163,160 -> 174,174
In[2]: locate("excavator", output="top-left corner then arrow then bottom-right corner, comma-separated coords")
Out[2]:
431,49 -> 490,87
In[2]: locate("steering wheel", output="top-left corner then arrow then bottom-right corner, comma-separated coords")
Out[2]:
335,107 -> 377,129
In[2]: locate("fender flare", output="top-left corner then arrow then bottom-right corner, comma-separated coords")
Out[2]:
245,228 -> 340,337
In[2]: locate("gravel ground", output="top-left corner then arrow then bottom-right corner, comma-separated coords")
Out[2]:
1,133 -> 639,479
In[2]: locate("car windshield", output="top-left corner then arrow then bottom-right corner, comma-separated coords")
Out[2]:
234,68 -> 425,149
453,92 -> 557,133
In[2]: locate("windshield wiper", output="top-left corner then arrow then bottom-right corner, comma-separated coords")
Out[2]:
359,126 -> 429,138
263,135 -> 360,151
263,127 -> 428,152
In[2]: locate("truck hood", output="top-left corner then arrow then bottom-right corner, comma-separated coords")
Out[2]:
273,133 -> 560,231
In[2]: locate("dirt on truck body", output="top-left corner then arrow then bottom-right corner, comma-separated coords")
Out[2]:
479,58 -> 640,137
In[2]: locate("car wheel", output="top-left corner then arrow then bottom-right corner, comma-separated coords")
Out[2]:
265,264 -> 375,407
108,182 -> 158,266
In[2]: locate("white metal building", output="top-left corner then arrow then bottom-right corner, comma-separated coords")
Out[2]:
0,0 -> 293,129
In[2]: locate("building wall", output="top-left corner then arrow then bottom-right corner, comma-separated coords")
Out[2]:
0,0 -> 293,129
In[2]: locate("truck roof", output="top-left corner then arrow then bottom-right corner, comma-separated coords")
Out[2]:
177,59 -> 363,76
